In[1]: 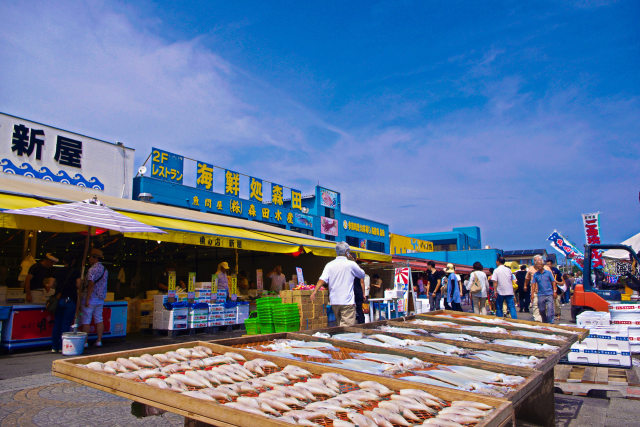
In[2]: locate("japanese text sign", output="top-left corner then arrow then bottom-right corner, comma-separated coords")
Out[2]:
188,272 -> 196,300
196,161 -> 214,191
151,148 -> 183,184
547,230 -> 585,269
249,177 -> 263,202
225,169 -> 240,197
296,267 -> 305,287
583,212 -> 605,268
291,189 -> 302,211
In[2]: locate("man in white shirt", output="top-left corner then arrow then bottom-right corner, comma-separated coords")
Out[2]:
311,241 -> 365,326
491,256 -> 517,319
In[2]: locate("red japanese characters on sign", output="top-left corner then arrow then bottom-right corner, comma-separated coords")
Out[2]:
582,212 -> 604,268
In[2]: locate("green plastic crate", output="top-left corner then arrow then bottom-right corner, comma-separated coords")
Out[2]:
274,323 -> 301,333
260,324 -> 275,334
244,318 -> 260,335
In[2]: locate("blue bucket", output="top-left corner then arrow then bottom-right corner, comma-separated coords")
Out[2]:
62,332 -> 87,356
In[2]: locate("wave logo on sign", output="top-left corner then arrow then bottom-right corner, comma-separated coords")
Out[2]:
1,158 -> 104,190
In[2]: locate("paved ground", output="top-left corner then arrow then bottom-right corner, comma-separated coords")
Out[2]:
0,306 -> 638,426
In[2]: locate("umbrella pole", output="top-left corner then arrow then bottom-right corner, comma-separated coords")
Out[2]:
80,227 -> 92,279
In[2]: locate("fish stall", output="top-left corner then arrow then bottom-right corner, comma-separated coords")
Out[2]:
214,332 -> 543,400
302,325 -> 562,372
52,340 -> 514,427
293,316 -> 587,426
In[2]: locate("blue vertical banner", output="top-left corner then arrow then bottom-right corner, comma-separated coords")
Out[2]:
151,148 -> 183,184
249,177 -> 263,202
271,183 -> 284,206
225,169 -> 240,197
196,161 -> 214,191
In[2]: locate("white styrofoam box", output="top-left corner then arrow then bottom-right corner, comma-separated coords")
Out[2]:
609,303 -> 640,313
611,319 -> 640,326
209,304 -> 224,312
571,339 -> 599,351
568,348 -> 599,364
592,325 -> 630,353
577,311 -> 610,328
631,343 -> 640,354
598,350 -> 632,367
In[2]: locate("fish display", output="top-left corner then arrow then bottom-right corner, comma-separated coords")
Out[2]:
77,345 -> 496,426
432,313 -> 576,336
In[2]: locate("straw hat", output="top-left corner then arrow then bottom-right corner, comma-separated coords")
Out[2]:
218,261 -> 229,270
445,263 -> 455,273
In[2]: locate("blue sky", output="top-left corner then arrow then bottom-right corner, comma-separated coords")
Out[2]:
1,0 -> 639,251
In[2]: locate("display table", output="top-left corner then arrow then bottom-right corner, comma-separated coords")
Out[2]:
367,297 -> 401,321
1,301 -> 127,351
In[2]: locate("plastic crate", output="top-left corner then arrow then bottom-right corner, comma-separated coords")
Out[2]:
244,318 -> 260,335
260,324 -> 275,334
275,323 -> 301,333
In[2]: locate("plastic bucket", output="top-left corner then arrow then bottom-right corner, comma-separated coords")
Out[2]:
62,332 -> 87,356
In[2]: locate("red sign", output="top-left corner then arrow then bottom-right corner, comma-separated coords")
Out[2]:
394,267 -> 410,285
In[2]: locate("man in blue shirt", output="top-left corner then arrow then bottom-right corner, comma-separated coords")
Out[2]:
530,255 -> 557,323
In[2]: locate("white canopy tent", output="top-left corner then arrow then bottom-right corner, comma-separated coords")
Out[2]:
602,232 -> 640,259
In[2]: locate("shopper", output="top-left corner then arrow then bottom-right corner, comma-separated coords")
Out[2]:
370,274 -> 384,298
268,265 -> 286,293
24,253 -> 58,303
562,273 -> 574,304
353,261 -> 366,324
546,258 -> 563,320
445,264 -> 463,311
310,241 -> 365,326
80,248 -> 108,347
51,254 -> 81,353
530,255 -> 557,323
427,261 -> 443,311
491,257 -> 517,319
467,262 -> 489,315
515,265 -> 529,313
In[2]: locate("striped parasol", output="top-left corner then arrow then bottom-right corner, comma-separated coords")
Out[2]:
4,196 -> 166,234
4,196 -> 165,277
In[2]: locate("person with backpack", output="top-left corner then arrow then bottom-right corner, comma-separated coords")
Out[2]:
466,262 -> 489,315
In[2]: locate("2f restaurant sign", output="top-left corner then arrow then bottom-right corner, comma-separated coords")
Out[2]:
0,113 -> 135,198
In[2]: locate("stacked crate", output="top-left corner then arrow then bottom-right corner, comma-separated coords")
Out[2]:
256,297 -> 282,333
280,289 -> 328,330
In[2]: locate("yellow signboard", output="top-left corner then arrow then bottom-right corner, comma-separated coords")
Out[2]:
390,233 -> 434,255
188,272 -> 196,293
168,271 -> 176,291
211,274 -> 218,293
229,276 -> 238,296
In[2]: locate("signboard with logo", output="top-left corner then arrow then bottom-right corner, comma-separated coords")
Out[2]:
321,217 -> 339,236
319,188 -> 338,208
389,234 -> 434,254
0,113 -> 134,198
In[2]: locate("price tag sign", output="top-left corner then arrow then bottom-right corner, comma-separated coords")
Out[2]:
188,272 -> 196,300
211,274 -> 218,293
168,271 -> 176,301
256,269 -> 263,294
296,267 -> 305,287
229,276 -> 238,296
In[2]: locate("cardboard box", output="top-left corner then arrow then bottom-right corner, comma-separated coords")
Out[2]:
567,348 -> 599,365
292,289 -> 313,296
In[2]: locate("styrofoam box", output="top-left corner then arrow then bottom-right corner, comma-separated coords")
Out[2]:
592,325 -> 630,353
631,343 -> 640,354
568,348 -> 599,364
571,339 -> 598,351
577,311 -> 610,328
611,319 -> 640,326
598,350 -> 632,367
609,303 -> 640,313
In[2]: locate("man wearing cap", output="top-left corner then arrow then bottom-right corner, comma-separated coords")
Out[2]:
24,253 -> 58,303
81,248 -> 109,347
310,242 -> 365,326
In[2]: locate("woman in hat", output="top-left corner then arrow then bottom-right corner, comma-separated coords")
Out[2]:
215,262 -> 230,293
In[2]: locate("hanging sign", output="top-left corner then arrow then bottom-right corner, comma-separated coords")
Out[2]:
256,269 -> 263,294
296,267 -> 305,287
167,270 -> 176,300
211,273 -> 218,294
547,230 -> 585,269
229,276 -> 238,296
188,272 -> 196,300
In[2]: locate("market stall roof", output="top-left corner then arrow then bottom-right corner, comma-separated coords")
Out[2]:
0,175 -> 390,262
602,232 -> 640,260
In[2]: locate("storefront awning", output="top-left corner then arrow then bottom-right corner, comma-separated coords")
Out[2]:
0,176 -> 391,262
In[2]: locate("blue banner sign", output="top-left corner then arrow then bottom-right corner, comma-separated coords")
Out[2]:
151,148 -> 183,184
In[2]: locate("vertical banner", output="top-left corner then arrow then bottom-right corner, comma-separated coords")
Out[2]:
211,273 -> 218,294
582,212 -> 605,268
229,276 -> 238,300
196,161 -> 214,191
296,267 -> 305,287
256,269 -> 263,294
547,230 -> 585,269
167,270 -> 176,301
188,272 -> 196,301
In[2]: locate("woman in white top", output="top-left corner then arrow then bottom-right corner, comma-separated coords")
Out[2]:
466,261 -> 490,315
